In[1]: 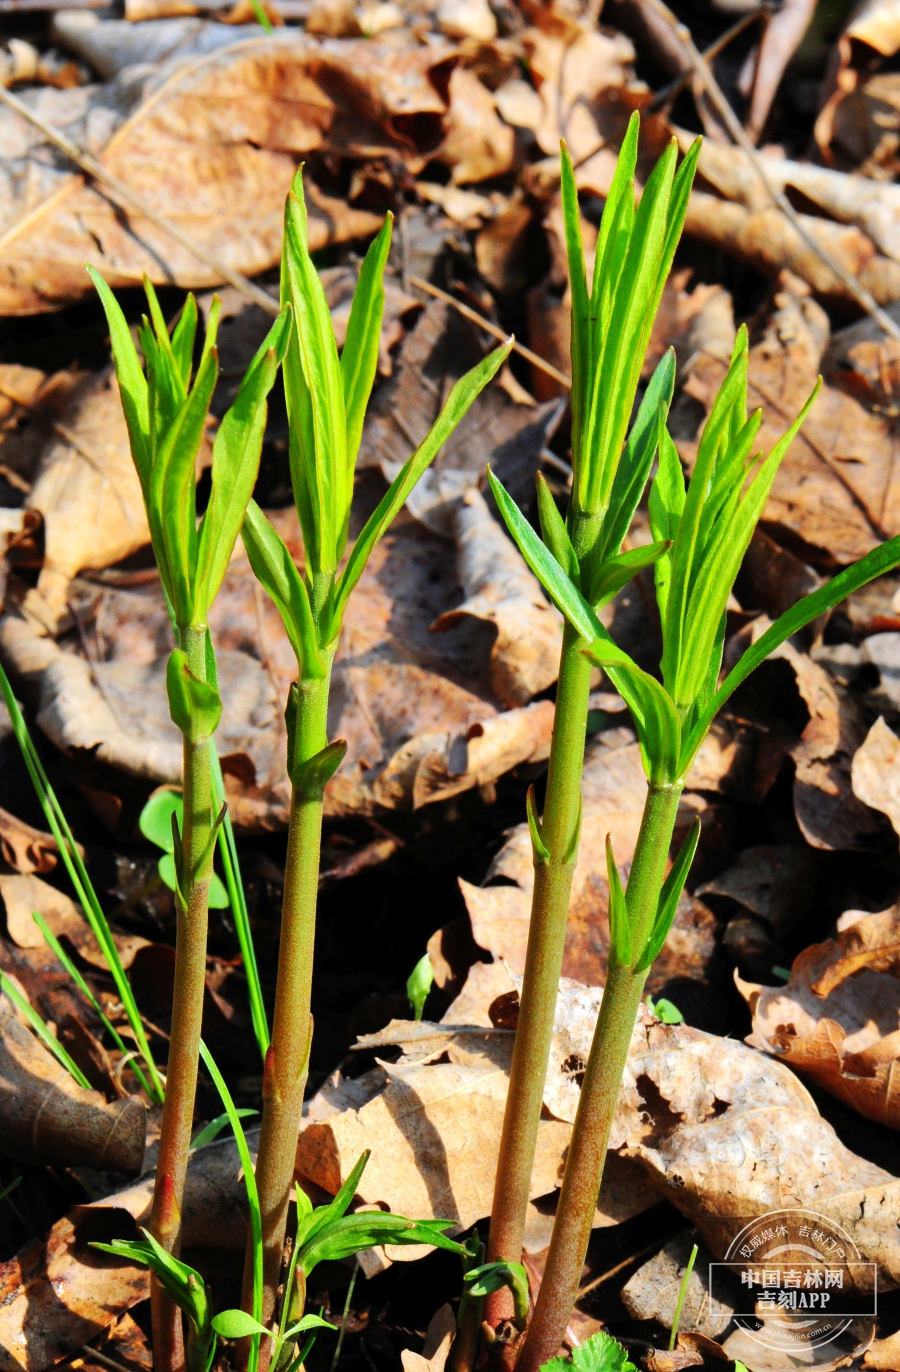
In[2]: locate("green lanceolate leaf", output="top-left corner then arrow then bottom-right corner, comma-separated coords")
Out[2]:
242,501 -> 326,679
93,1231 -> 212,1341
605,836 -> 631,970
191,1108 -> 258,1150
86,266 -> 151,490
282,170 -> 348,577
648,415 -> 686,623
682,531 -> 900,769
342,214 -> 392,465
559,141 -> 589,462
194,308 -> 291,622
589,541 -> 671,610
299,1212 -> 464,1274
596,349 -> 676,568
536,473 -> 579,582
167,651 -> 222,744
584,635 -> 680,784
331,339 -> 512,639
637,817 -> 700,971
487,468 -> 602,642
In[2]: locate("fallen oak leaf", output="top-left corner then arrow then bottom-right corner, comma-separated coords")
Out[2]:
0,871 -> 150,970
0,804 -> 75,875
738,908 -> 900,1127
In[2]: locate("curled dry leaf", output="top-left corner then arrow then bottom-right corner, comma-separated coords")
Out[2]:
522,20 -> 634,163
23,372 -> 149,631
0,805 -> 70,875
0,24 -> 455,311
0,871 -> 150,969
613,1011 -> 900,1289
435,65 -> 514,185
686,132 -> 900,265
0,987 -> 145,1173
851,715 -> 900,838
739,907 -> 900,1127
697,843 -> 818,939
295,1002 -> 659,1237
683,283 -> 900,565
682,191 -> 900,310
430,486 -> 562,707
455,729 -> 719,999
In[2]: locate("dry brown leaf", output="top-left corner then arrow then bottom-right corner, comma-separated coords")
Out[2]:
0,805 -> 70,875
400,1304 -> 456,1372
23,372 -> 149,630
687,132 -> 900,265
697,844 -> 817,939
0,987 -> 145,1173
863,1327 -> 900,1370
739,908 -> 900,1126
430,487 -> 562,707
0,872 -> 150,969
456,730 -> 718,995
682,190 -> 900,310
852,715 -> 900,837
296,1002 -> 660,1233
523,21 -> 633,162
436,65 -> 514,185
744,0 -> 816,144
0,29 -> 451,311
683,284 -> 900,565
613,1012 -> 900,1287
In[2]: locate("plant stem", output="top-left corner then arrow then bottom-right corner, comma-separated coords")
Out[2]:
487,622 -> 592,1279
513,782 -> 683,1372
151,625 -> 214,1372
242,668 -> 332,1361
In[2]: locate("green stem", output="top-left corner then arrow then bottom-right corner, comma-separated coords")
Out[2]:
513,782 -> 683,1372
151,625 -> 214,1372
487,622 -> 592,1277
241,666 -> 332,1363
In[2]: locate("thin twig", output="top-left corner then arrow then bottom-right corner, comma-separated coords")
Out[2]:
648,8 -> 768,113
639,0 -> 900,343
0,84 -> 280,317
78,1345 -> 141,1372
409,275 -> 571,388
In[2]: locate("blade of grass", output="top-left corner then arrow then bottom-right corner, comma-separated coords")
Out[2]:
0,664 -> 164,1102
1,971 -> 92,1089
210,748 -> 269,1058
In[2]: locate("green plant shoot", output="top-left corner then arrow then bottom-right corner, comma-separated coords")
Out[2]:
239,169 -> 512,1335
90,265 -> 289,1372
140,790 -> 229,908
484,120 -> 900,1370
407,952 -> 435,1020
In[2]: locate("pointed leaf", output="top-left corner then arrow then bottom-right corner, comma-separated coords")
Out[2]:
487,468 -> 602,642
638,817 -> 700,971
341,214 -> 392,467
605,836 -> 631,970
167,650 -> 222,744
536,473 -> 579,581
560,141 -> 589,462
332,340 -> 511,637
242,500 -> 326,679
86,266 -> 150,491
588,540 -> 670,610
598,349 -> 676,564
584,635 -> 680,783
212,1311 -> 271,1340
526,784 -> 550,864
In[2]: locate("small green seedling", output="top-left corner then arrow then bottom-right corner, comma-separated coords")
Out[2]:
463,1260 -> 530,1332
407,953 -> 435,1021
669,1243 -> 699,1350
93,1232 -> 215,1372
645,995 -> 683,1025
139,789 -> 229,908
241,169 -> 512,1327
90,262 -> 289,1365
541,1330 -> 637,1372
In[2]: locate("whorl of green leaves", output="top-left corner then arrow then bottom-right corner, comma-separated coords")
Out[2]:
564,113 -> 700,529
244,170 -> 512,683
87,267 -> 290,634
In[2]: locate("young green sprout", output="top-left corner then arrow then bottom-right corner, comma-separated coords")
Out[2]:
90,265 -> 289,1372
239,169 -> 511,1336
486,117 -> 900,1370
